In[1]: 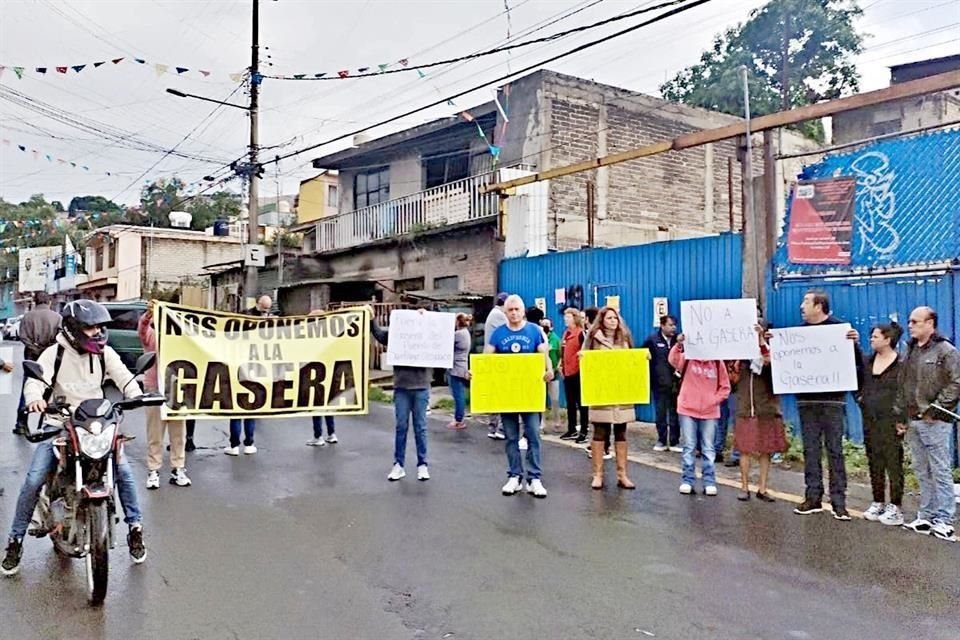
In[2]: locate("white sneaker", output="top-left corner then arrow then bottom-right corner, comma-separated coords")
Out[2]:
224,446 -> 240,456
243,445 -> 258,455
863,502 -> 885,522
903,517 -> 933,535
603,451 -> 613,460
169,468 -> 192,487
704,485 -> 718,496
668,445 -> 683,453
679,483 -> 693,495
930,521 -> 957,543
387,464 -> 406,482
145,470 -> 160,490
653,443 -> 668,452
326,434 -> 338,444
306,437 -> 326,447
417,465 -> 430,481
501,476 -> 522,496
527,478 -> 547,498
878,504 -> 904,526
519,437 -> 528,451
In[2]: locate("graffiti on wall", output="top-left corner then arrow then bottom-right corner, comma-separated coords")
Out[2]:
850,150 -> 901,259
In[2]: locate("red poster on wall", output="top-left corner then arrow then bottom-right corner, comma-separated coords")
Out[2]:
787,177 -> 856,264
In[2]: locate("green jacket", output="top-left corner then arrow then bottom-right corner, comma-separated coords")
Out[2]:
547,331 -> 561,373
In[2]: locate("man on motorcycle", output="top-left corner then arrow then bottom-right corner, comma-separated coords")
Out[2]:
2,300 -> 148,577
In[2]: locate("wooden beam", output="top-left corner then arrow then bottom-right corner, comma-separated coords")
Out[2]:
483,70 -> 960,193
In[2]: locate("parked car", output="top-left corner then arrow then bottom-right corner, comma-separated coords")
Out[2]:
3,316 -> 22,340
102,301 -> 148,371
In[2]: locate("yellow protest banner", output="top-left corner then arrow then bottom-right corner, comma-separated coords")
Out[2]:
580,349 -> 651,406
155,302 -> 369,420
470,354 -> 546,413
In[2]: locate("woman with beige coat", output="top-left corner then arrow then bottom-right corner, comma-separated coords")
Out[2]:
584,307 -> 636,490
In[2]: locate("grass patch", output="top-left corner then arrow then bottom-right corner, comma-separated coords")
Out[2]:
369,386 -> 393,403
431,398 -> 455,412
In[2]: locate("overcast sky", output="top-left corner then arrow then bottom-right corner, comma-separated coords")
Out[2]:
1,0 -> 957,206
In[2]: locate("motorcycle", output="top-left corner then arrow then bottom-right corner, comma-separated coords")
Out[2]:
21,352 -> 165,605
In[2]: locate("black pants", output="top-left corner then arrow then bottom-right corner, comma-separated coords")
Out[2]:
798,403 -> 847,508
654,385 -> 679,447
863,417 -> 904,506
563,373 -> 590,437
593,423 -> 627,443
186,419 -> 196,440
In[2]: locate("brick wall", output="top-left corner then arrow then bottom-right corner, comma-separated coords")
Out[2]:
143,237 -> 244,296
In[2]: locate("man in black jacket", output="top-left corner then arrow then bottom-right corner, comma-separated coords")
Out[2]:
14,292 -> 61,434
642,315 -> 681,452
792,290 -> 863,521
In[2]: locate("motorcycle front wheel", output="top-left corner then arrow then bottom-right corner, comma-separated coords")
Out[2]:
85,503 -> 110,606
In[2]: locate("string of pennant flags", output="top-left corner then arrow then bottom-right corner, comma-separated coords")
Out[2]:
1,139 -> 116,176
0,59 -> 248,83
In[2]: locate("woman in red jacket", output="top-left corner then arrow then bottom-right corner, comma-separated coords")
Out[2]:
559,307 -> 589,441
668,334 -> 731,496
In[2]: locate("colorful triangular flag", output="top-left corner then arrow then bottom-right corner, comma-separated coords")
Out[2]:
17,145 -> 26,151
293,74 -> 305,79
13,67 -> 24,79
417,70 -> 426,78
155,63 -> 168,76
36,67 -> 47,74
94,61 -> 106,67
460,112 -> 474,123
357,67 -> 370,73
377,64 -> 388,72
72,64 -> 86,73
337,70 -> 349,78
112,58 -> 124,64
56,66 -> 68,74
176,67 -> 189,74
199,69 -> 211,77
45,155 -> 52,161
313,72 -> 327,78
134,58 -> 146,64
229,72 -> 243,82
399,59 -> 409,66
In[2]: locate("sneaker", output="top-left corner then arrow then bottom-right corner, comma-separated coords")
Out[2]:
1,537 -> 23,576
575,434 -> 588,444
502,476 -> 522,496
832,506 -> 852,521
771,453 -> 784,464
487,427 -> 499,440
243,445 -> 258,455
527,478 -> 547,498
793,499 -> 823,515
903,517 -> 933,535
704,485 -> 718,496
519,437 -> 528,451
306,437 -> 327,447
169,468 -> 192,487
653,443 -> 668,452
668,445 -> 683,453
863,502 -> 885,522
224,446 -> 240,456
325,434 -> 339,444
724,458 -> 740,467
603,451 -> 613,461
184,438 -> 196,453
387,464 -> 406,482
930,521 -> 957,543
146,470 -> 160,490
494,430 -> 506,440
878,504 -> 904,527
679,483 -> 693,495
127,525 -> 147,564
417,465 -> 430,481
559,431 -> 579,440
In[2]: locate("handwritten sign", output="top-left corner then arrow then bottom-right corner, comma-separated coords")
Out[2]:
680,298 -> 760,361
770,324 -> 857,395
470,354 -> 546,413
580,349 -> 651,406
0,347 -> 12,395
385,310 -> 456,369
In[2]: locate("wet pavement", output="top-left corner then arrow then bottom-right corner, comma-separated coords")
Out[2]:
0,341 -> 958,640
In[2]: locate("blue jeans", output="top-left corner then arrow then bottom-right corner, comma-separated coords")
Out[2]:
312,415 -> 335,438
501,413 -> 542,480
680,415 -> 717,487
907,420 -> 956,524
715,397 -> 740,462
448,374 -> 468,422
9,441 -> 142,539
229,419 -> 256,447
394,389 -> 429,467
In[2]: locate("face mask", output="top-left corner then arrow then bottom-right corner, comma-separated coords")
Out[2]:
81,329 -> 108,354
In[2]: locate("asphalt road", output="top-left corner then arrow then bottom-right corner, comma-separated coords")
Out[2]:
1,341 -> 958,640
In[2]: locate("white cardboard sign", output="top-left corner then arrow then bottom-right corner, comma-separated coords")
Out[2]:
770,323 -> 857,395
385,310 -> 456,369
680,298 -> 760,361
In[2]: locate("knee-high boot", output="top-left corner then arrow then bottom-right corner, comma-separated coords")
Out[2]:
615,442 -> 635,489
590,441 -> 605,490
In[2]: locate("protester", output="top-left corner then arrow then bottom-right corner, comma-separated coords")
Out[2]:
484,295 -> 553,498
643,315 -> 681,453
559,307 -> 589,440
14,292 -> 61,435
226,295 -> 274,456
371,307 -> 431,482
138,300 -> 191,489
483,293 -> 509,440
733,323 -> 786,502
541,318 -> 562,432
577,307 -> 602,448
583,307 -> 636,490
668,333 -> 731,496
715,361 -> 741,466
447,313 -> 472,430
895,307 -> 959,542
791,290 -> 862,521
308,416 -> 337,446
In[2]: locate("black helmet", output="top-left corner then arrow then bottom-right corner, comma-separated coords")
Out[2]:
61,300 -> 111,354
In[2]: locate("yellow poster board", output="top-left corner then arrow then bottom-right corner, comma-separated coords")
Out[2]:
470,353 -> 546,413
580,348 -> 651,406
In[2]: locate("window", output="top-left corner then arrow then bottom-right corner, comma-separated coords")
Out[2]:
423,151 -> 470,189
95,246 -> 104,272
433,275 -> 459,291
394,277 -> 424,293
107,307 -> 142,331
354,167 -> 389,209
108,241 -> 116,269
327,184 -> 339,209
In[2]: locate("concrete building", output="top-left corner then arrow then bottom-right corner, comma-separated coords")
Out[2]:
295,172 -> 340,224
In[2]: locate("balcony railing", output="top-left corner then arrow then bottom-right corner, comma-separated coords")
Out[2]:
313,170 -> 506,253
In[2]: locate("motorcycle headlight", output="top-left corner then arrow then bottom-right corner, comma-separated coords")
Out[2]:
77,424 -> 117,459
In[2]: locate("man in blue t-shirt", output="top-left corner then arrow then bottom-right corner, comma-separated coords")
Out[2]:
484,294 -> 554,498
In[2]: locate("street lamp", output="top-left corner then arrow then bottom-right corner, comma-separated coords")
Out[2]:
165,88 -> 249,111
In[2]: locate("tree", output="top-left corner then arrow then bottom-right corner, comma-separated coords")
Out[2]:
139,177 -> 186,228
67,195 -> 123,217
185,191 -> 242,231
660,0 -> 864,141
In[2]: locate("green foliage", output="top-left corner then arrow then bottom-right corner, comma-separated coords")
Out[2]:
185,191 -> 242,232
68,195 -> 123,217
660,0 -> 864,142
139,177 -> 187,228
369,386 -> 393,403
431,398 -> 455,411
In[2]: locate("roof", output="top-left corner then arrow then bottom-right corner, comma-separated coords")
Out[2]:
401,290 -> 488,302
85,224 -> 241,244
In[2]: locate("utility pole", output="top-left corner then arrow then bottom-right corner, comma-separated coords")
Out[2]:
245,0 -> 261,307
739,65 -> 764,311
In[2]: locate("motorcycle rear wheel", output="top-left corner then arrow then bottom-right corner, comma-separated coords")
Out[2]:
85,503 -> 110,606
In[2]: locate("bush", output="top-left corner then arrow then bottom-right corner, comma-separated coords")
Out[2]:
432,398 -> 455,411
369,386 -> 392,403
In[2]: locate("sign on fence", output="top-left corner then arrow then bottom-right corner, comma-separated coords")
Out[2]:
652,297 -> 669,327
469,354 -> 546,413
769,323 -> 857,395
385,310 -> 456,369
581,349 -> 651,406
680,298 -> 760,360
